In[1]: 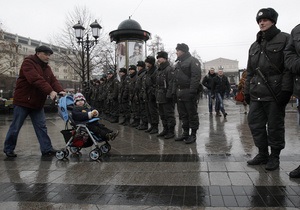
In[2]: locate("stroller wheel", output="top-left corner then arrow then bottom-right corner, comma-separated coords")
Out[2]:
89,149 -> 102,160
56,150 -> 65,160
70,147 -> 81,154
100,143 -> 111,154
64,149 -> 69,158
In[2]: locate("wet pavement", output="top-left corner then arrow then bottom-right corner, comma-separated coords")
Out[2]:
0,98 -> 300,209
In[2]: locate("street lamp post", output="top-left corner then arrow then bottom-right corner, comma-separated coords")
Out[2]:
73,20 -> 102,86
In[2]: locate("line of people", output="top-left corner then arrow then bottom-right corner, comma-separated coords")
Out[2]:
85,43 -> 202,144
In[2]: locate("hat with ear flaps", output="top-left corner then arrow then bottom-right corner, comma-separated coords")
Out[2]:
73,93 -> 86,103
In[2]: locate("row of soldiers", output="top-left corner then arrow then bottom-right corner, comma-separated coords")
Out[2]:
85,52 -> 176,139
83,43 -> 202,144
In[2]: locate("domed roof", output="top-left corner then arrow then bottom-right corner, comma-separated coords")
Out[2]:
118,19 -> 142,30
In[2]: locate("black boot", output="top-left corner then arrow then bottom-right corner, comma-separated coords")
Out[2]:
157,126 -> 168,137
137,123 -> 148,130
164,127 -> 175,139
130,119 -> 140,127
119,118 -> 126,125
247,148 -> 269,165
175,129 -> 189,141
149,125 -> 159,134
289,165 -> 300,178
265,148 -> 281,171
184,129 -> 197,144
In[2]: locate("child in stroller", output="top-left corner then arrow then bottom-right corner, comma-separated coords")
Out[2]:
71,93 -> 118,141
56,93 -> 118,160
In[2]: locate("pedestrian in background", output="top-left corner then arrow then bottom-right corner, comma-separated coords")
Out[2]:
173,43 -> 201,144
3,46 -> 66,157
202,67 -> 217,115
211,67 -> 230,118
284,23 -> 300,178
245,8 -> 292,171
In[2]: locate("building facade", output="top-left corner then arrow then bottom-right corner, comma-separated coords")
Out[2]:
0,30 -> 80,98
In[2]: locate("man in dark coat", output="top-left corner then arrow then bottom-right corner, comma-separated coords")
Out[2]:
284,24 -> 300,178
128,65 -> 139,127
106,70 -> 120,123
155,51 -> 176,139
173,43 -> 201,144
211,67 -> 230,118
143,56 -> 159,134
202,67 -> 217,115
245,8 -> 292,171
3,46 -> 66,157
118,68 -> 131,125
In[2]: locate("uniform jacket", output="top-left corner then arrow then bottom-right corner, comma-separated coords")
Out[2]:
118,74 -> 130,103
143,65 -> 157,102
13,54 -> 63,109
155,61 -> 175,103
284,24 -> 300,98
128,72 -> 137,102
173,52 -> 201,101
202,73 -> 216,90
135,68 -> 147,102
106,75 -> 119,101
245,25 -> 292,101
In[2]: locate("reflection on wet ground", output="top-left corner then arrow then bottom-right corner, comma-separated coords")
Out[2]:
0,98 -> 300,209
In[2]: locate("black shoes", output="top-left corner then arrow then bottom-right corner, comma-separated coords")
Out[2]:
184,135 -> 196,144
5,151 -> 17,157
149,127 -> 158,134
247,154 -> 268,165
42,149 -> 58,157
289,165 -> 300,178
265,155 -> 280,171
106,130 -> 119,141
164,132 -> 175,139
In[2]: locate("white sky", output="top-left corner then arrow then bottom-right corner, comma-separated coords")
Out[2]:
1,0 -> 300,69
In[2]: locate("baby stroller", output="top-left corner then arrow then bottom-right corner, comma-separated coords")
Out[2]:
56,95 -> 111,160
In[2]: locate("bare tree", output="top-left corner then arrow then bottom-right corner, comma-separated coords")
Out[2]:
147,35 -> 164,56
50,6 -> 115,83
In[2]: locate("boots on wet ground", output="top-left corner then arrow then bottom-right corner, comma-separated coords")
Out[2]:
164,127 -> 175,139
247,147 -> 269,165
184,129 -> 197,144
289,165 -> 300,178
157,127 -> 168,137
149,124 -> 158,134
175,129 -> 189,141
130,119 -> 140,128
265,148 -> 281,171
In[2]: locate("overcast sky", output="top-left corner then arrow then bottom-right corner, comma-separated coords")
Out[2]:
1,0 -> 300,69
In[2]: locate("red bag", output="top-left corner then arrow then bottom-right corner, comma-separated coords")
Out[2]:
235,91 -> 244,102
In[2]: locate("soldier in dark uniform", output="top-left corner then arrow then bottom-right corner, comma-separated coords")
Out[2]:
245,8 -> 292,171
98,76 -> 106,117
143,56 -> 159,134
135,61 -> 148,130
155,51 -> 176,139
118,68 -> 131,126
128,65 -> 139,127
173,43 -> 201,144
106,70 -> 120,123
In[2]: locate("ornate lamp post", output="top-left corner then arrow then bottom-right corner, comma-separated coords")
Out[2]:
73,20 -> 102,85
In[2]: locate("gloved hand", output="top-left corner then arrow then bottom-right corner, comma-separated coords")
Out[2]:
244,94 -> 250,104
278,91 -> 292,106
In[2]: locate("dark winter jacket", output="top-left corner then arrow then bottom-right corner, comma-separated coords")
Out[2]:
118,74 -> 130,103
284,24 -> 300,98
13,54 -> 64,109
173,52 -> 201,101
155,61 -> 175,103
211,75 -> 230,95
202,73 -> 216,90
245,25 -> 292,101
106,75 -> 119,101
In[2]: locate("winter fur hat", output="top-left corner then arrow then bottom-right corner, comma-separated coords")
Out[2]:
119,68 -> 127,74
156,51 -> 168,59
73,93 -> 86,103
136,61 -> 145,68
256,8 -> 278,24
176,43 -> 189,53
145,56 -> 155,65
128,65 -> 137,71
